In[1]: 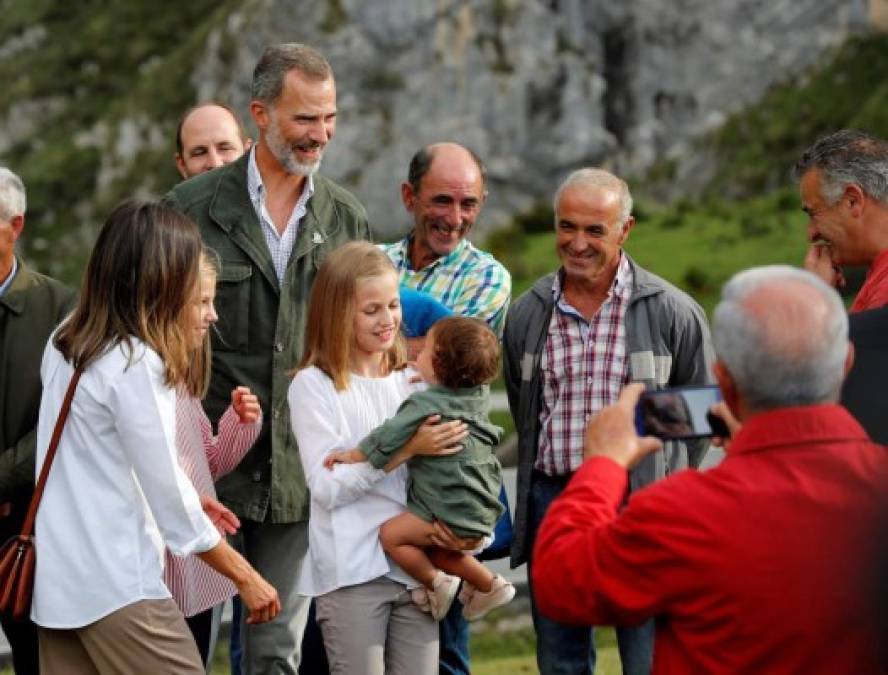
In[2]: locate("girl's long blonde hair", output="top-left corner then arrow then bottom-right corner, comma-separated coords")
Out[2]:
54,200 -> 201,386
299,241 -> 405,390
180,248 -> 221,398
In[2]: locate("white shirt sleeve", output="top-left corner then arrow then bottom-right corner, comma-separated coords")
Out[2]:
108,350 -> 220,557
289,368 -> 388,510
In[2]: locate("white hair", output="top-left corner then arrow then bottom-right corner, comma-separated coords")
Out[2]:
713,265 -> 849,410
0,167 -> 26,222
553,168 -> 633,224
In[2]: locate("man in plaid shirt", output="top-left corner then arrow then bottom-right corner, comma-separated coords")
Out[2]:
382,142 -> 511,359
503,168 -> 713,675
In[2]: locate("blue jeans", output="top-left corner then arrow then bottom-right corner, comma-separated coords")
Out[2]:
528,473 -> 654,675
438,599 -> 470,675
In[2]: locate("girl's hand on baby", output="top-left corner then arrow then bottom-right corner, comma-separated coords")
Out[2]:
232,386 -> 261,424
429,520 -> 481,551
407,415 -> 468,457
323,449 -> 364,470
200,495 -> 240,535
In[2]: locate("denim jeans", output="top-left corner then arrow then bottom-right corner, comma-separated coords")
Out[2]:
528,473 -> 654,675
438,599 -> 470,675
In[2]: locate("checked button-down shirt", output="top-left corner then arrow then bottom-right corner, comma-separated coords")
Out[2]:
536,254 -> 633,476
381,236 -> 511,338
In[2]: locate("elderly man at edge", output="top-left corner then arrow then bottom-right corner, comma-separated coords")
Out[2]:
165,43 -> 370,675
533,266 -> 888,673
0,167 -> 75,675
503,168 -> 712,675
798,129 -> 888,312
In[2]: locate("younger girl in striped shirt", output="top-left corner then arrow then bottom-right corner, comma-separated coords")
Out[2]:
164,249 -> 263,665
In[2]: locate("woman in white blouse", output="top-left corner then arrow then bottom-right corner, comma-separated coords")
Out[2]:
289,242 -> 469,675
33,201 -> 279,674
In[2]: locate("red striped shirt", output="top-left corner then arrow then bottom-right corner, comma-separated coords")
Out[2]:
163,392 -> 261,617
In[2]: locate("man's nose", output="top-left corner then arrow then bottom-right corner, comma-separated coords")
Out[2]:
207,148 -> 224,169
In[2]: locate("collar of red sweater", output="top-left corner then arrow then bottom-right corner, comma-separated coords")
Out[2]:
727,404 -> 870,457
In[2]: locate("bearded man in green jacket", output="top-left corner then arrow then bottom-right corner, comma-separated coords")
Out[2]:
166,43 -> 370,675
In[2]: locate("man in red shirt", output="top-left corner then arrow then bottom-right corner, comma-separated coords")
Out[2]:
798,130 -> 888,312
532,265 -> 888,674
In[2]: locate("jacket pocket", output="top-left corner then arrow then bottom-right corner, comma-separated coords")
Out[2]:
212,263 -> 252,352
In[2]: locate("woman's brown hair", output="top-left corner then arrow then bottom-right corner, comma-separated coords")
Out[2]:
54,200 -> 202,387
299,241 -> 405,390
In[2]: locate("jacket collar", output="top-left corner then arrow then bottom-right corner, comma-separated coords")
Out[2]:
0,256 -> 33,315
206,153 -> 334,292
728,404 -> 871,457
530,252 -> 664,307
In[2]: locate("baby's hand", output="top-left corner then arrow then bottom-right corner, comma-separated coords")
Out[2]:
232,386 -> 261,424
322,449 -> 366,470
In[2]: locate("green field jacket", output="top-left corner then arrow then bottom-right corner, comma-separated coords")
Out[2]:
165,155 -> 371,523
0,259 -> 75,506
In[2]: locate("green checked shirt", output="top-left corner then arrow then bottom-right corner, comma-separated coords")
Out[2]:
381,236 -> 511,338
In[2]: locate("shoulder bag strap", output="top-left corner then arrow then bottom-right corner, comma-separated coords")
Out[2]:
18,368 -> 83,538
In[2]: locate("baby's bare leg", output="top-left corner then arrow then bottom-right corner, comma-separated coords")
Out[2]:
380,513 -> 495,591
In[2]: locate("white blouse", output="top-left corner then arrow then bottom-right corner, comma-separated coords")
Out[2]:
288,366 -> 419,597
32,340 -> 220,628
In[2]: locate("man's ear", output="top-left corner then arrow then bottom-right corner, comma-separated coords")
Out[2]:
620,216 -> 635,243
712,360 -> 740,417
9,214 -> 24,242
175,154 -> 188,180
844,341 -> 855,377
250,101 -> 269,134
244,137 -> 254,151
844,183 -> 865,218
401,181 -> 417,212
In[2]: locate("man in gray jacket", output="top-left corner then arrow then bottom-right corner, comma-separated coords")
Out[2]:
503,168 -> 712,675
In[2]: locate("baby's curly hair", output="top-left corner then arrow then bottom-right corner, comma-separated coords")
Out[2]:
429,316 -> 500,389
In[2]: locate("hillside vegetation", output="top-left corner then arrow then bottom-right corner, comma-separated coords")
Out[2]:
488,33 -> 888,315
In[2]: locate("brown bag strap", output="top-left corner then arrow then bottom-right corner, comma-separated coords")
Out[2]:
19,368 -> 83,538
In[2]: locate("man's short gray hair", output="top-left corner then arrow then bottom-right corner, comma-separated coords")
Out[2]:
793,130 -> 888,205
0,167 -> 26,222
251,43 -> 333,105
713,265 -> 849,411
553,168 -> 633,224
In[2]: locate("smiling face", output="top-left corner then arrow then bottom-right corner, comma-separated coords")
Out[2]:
176,105 -> 247,179
555,183 -> 631,290
351,271 -> 402,364
402,145 -> 485,269
255,70 -> 337,176
800,168 -> 866,266
186,271 -> 218,350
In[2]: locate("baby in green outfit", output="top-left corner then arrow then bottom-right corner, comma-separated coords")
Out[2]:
324,316 -> 516,621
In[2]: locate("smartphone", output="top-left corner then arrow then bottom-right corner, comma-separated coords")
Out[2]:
635,385 -> 728,440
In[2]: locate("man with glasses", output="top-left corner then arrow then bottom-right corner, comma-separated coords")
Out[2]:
383,142 -> 511,358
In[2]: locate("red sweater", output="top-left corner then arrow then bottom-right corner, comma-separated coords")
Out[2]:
851,249 -> 888,313
533,405 -> 888,674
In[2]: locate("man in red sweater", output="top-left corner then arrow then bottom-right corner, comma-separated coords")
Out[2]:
533,265 -> 888,674
798,130 -> 888,312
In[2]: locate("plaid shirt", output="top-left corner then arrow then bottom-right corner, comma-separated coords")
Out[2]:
381,236 -> 511,337
536,255 -> 633,476
247,147 -> 314,282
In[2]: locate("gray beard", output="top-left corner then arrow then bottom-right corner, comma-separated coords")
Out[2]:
266,122 -> 322,177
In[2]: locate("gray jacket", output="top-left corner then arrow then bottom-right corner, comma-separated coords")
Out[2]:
503,256 -> 713,567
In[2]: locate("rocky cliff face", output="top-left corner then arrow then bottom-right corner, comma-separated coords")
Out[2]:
0,0 -> 875,278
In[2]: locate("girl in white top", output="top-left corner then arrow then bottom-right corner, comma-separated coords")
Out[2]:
34,201 -> 279,674
165,250 -> 263,665
289,242 -> 469,675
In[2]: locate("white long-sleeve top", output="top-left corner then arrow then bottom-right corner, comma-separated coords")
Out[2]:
288,366 -> 418,596
32,340 -> 221,628
164,394 -> 261,617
